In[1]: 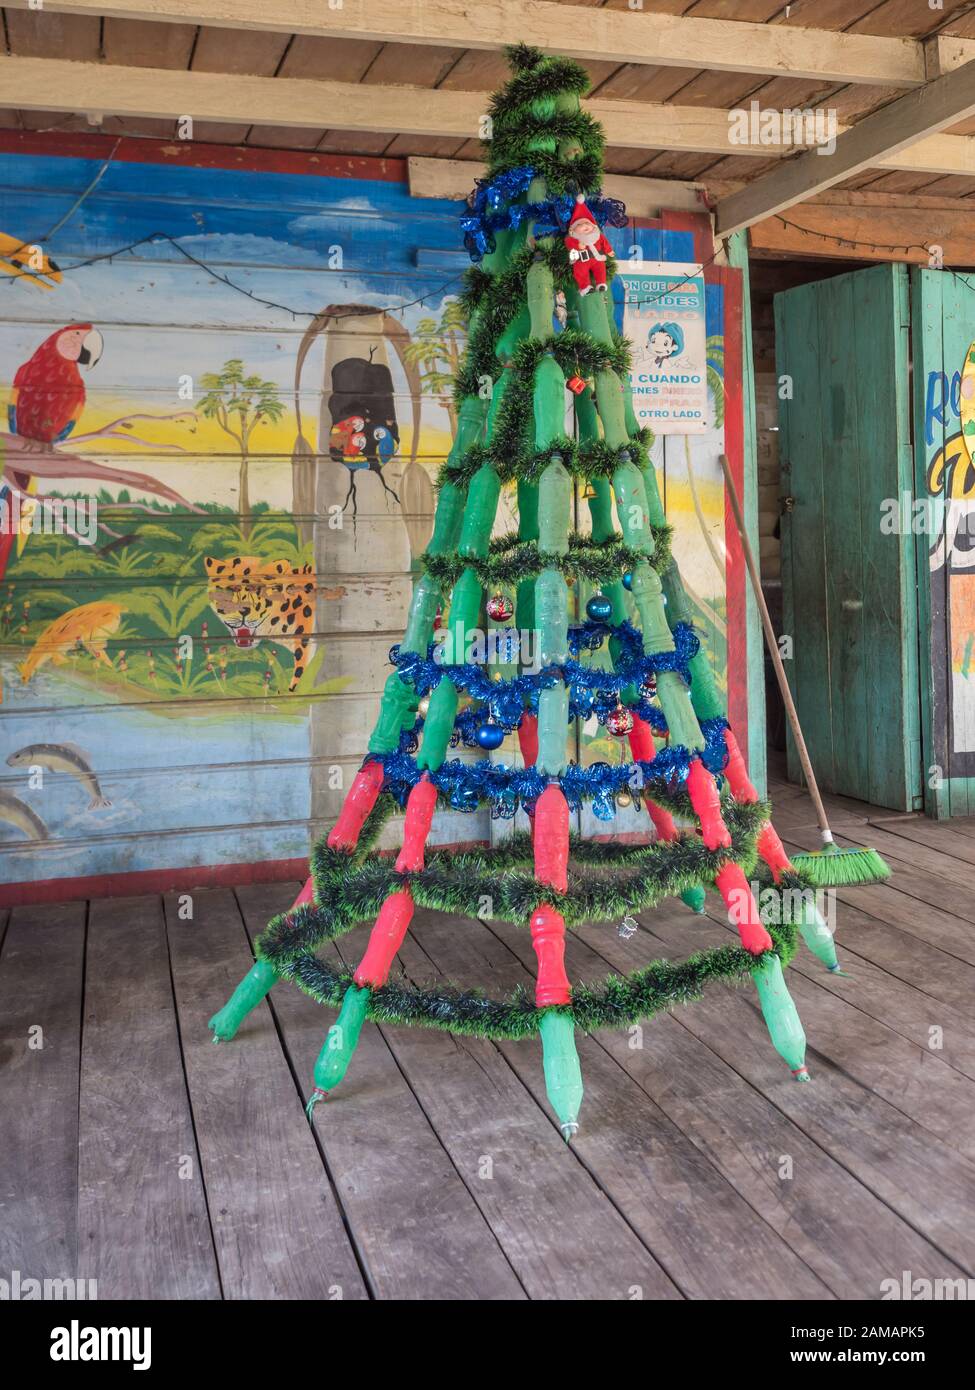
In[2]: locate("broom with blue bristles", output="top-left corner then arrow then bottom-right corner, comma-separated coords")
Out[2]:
720,454 -> 889,888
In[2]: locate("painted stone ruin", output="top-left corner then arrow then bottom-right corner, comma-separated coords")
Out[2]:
209,46 -> 840,1139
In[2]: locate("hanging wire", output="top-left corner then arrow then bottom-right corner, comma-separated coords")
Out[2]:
2,216 -> 725,318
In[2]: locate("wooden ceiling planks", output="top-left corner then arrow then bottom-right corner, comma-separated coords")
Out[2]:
102,15 -> 196,67
246,33 -> 381,151
189,26 -> 291,144
191,24 -> 290,76
360,40 -> 465,89
774,0 -> 895,28
1,0 -> 975,195
639,150 -> 719,179
589,65 -> 697,103
945,10 -> 975,38
435,48 -> 511,92
99,16 -> 197,139
602,145 -> 660,175
849,0 -> 975,38
361,41 -> 468,160
4,7 -> 101,58
849,169 -> 949,195
5,10 -> 98,134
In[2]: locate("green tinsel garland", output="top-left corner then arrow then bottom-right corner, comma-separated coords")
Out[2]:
493,46 -> 591,109
437,434 -> 661,490
481,47 -> 604,196
256,803 -> 772,978
421,529 -> 672,588
270,923 -> 798,1042
489,109 -> 602,168
456,243 -> 562,395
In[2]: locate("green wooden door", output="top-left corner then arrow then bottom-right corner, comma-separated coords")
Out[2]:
775,262 -> 922,812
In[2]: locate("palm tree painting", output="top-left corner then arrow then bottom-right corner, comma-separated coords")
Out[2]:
198,359 -> 285,541
400,301 -> 466,439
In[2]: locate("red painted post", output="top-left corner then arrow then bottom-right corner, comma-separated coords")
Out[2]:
530,905 -> 571,1006
395,774 -> 438,872
354,889 -> 415,987
291,876 -> 315,908
327,760 -> 386,851
715,863 -> 773,955
723,728 -> 792,880
686,757 -> 731,850
629,714 -> 679,840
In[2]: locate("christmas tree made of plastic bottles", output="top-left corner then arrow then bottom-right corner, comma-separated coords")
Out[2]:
209,46 -> 842,1140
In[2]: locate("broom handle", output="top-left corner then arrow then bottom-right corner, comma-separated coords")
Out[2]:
718,454 -> 833,845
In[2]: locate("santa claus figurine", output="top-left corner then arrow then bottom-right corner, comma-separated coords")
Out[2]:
564,197 -> 613,295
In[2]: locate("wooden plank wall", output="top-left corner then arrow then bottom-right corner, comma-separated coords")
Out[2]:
0,145 -> 487,898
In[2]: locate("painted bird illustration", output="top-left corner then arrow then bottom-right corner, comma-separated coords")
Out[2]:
1,322 -> 103,579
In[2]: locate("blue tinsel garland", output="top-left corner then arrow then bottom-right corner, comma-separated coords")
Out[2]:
378,717 -> 729,821
390,620 -> 699,716
461,166 -> 628,261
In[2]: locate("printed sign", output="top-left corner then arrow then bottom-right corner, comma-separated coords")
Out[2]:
617,261 -> 708,434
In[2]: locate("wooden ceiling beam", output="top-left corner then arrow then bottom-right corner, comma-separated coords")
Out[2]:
1,0 -> 959,89
716,57 -> 975,235
3,55 -> 975,184
408,157 -> 709,216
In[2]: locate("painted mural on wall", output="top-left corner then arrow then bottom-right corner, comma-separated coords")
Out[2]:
924,339 -> 975,772
0,147 -> 729,884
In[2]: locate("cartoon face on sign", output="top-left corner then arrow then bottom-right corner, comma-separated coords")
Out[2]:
647,321 -> 684,367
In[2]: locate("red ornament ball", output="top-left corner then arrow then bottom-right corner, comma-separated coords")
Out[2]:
641,673 -> 657,698
606,706 -> 634,736
486,592 -> 514,622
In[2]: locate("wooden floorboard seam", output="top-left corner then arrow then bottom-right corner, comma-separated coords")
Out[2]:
771,940 -> 975,1086
237,887 -> 527,1301
644,933 -> 975,1279
777,832 -> 975,966
261,995 -> 383,1301
9,761 -> 975,1300
492,906 -> 965,1295
160,892 -> 227,1300
697,903 -> 975,1159
329,931 -> 591,1301
234,891 -> 385,1300
666,995 -> 975,1279
474,916 -> 836,1299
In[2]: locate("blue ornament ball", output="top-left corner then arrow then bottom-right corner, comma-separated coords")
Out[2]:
586,594 -> 613,622
622,571 -> 633,591
476,722 -> 505,751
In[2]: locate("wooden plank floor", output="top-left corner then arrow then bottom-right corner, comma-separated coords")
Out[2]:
3,771 -> 975,1300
